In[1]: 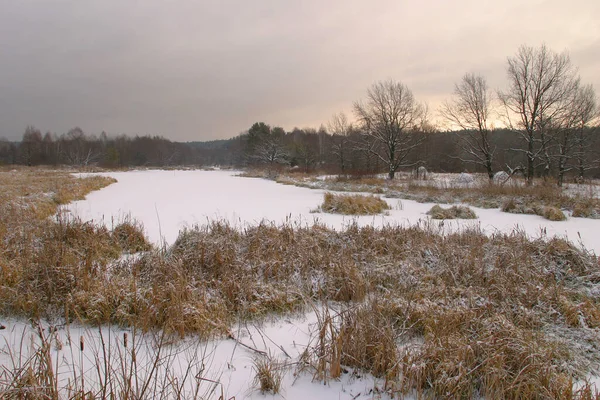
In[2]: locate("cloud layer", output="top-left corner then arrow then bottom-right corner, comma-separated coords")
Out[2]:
1,0 -> 598,140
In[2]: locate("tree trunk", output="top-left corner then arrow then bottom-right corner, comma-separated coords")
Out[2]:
527,136 -> 534,186
486,154 -> 493,181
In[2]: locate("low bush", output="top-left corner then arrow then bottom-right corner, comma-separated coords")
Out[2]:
543,206 -> 567,221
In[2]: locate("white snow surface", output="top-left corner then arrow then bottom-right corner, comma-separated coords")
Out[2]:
0,313 -> 386,400
67,170 -> 600,254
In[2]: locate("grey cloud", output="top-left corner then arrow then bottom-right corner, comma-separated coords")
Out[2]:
0,0 -> 598,141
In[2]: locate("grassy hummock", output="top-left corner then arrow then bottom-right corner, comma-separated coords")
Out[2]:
318,192 -> 390,215
427,204 -> 478,219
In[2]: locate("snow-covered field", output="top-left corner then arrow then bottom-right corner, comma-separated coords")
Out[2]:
3,169 -> 600,398
67,170 -> 600,254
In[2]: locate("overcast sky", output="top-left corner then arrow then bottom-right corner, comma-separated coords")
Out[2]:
0,0 -> 598,141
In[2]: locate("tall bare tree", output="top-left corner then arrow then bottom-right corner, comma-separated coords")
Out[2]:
21,126 -> 43,166
498,44 -> 579,185
354,80 -> 425,179
328,112 -> 352,174
571,85 -> 600,180
440,73 -> 495,180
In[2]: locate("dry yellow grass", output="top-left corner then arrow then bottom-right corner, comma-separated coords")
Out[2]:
427,204 -> 478,219
319,192 -> 390,215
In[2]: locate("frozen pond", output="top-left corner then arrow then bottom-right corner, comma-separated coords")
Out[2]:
68,170 -> 600,254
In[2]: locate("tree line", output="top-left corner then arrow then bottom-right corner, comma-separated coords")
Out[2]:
1,44 -> 599,183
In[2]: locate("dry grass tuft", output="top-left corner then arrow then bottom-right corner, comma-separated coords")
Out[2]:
113,219 -> 152,253
543,206 -> 568,221
502,199 -> 567,221
319,192 -> 390,215
252,354 -> 284,394
427,204 -> 478,219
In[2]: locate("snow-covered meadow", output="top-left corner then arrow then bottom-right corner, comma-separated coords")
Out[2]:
3,169 -> 600,399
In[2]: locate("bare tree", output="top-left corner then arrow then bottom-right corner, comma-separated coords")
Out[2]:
554,84 -> 600,185
327,112 -> 352,174
440,73 -> 496,180
498,44 -> 579,185
21,126 -> 43,166
354,80 -> 425,179
61,127 -> 101,166
253,137 -> 288,169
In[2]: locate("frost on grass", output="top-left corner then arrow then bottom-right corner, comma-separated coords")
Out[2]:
427,204 -> 478,219
112,218 -> 152,253
317,192 -> 390,215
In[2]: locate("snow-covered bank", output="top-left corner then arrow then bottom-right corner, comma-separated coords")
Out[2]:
68,170 -> 600,254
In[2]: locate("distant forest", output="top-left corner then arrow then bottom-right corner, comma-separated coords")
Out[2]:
2,45 -> 599,182
1,122 -> 599,180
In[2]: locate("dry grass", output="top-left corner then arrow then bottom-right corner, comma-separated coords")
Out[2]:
502,199 -> 567,221
318,192 -> 390,215
112,219 -> 152,253
0,321 -> 215,399
252,354 -> 285,394
2,169 -> 600,398
427,204 -> 478,219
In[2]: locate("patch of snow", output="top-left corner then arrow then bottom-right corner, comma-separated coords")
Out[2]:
0,313 -> 392,400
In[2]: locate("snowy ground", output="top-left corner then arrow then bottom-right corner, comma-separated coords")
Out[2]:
67,170 -> 600,254
0,312 -> 384,399
4,169 -> 600,398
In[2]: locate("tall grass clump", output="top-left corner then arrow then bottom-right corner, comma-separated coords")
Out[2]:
0,321 -> 217,399
502,198 -> 567,221
252,354 -> 285,394
112,219 -> 152,253
427,204 -> 477,219
318,192 -> 390,215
